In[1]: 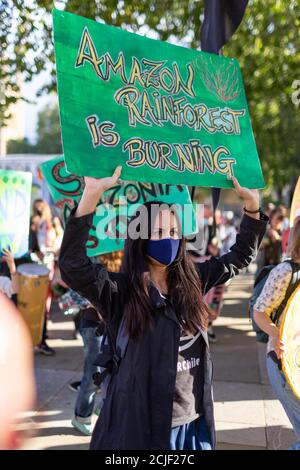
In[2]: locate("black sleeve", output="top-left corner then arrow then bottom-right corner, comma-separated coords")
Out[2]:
58,208 -> 125,323
29,229 -> 40,253
197,213 -> 268,294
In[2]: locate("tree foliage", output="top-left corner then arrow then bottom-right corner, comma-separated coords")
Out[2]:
224,0 -> 300,193
2,0 -> 300,192
7,137 -> 35,154
0,0 -> 51,123
7,103 -> 62,154
35,102 -> 62,153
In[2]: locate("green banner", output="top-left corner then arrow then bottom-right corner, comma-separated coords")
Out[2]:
40,156 -> 196,256
0,169 -> 32,258
53,9 -> 265,190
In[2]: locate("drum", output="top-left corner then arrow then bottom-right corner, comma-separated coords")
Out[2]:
280,284 -> 300,399
17,263 -> 50,346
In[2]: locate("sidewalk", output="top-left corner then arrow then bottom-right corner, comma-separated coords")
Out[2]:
21,272 -> 294,450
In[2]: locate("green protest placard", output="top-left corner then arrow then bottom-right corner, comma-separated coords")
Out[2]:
53,9 -> 265,190
0,169 -> 32,258
40,156 -> 196,257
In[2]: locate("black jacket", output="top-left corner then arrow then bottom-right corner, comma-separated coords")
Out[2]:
59,210 -> 268,450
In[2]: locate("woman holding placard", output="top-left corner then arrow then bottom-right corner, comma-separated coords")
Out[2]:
59,166 -> 268,450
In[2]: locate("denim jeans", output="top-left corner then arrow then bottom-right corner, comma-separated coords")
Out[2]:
170,416 -> 212,450
267,354 -> 300,450
74,326 -> 102,423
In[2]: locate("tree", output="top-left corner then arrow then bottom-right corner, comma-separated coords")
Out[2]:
2,0 -> 300,193
0,0 -> 49,125
1,0 -> 205,125
6,102 -> 62,154
34,102 -> 62,154
224,0 -> 300,194
6,137 -> 35,154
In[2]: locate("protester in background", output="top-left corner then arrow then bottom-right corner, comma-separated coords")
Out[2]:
203,205 -> 216,254
281,206 -> 291,258
70,305 -> 104,436
263,209 -> 284,266
264,202 -> 276,219
68,251 -> 124,436
219,213 -> 237,257
32,199 -> 57,253
98,250 -> 124,273
192,236 -> 225,344
282,227 -> 290,258
254,217 -> 300,450
206,239 -> 226,341
279,206 -> 290,233
0,293 -> 35,450
31,199 -> 63,356
211,208 -> 222,246
204,210 -> 230,342
59,167 -> 268,451
28,215 -> 43,261
189,206 -> 222,343
0,247 -> 19,301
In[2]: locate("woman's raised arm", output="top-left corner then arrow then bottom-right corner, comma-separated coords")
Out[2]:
196,177 -> 268,293
59,166 -> 123,320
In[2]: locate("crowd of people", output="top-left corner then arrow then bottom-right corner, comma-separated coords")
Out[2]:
0,176 -> 300,451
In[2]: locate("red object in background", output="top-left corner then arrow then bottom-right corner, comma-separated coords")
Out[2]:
37,167 -> 44,181
282,228 -> 290,255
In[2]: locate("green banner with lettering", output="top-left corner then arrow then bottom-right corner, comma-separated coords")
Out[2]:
40,156 -> 196,257
53,9 -> 264,189
0,169 -> 32,258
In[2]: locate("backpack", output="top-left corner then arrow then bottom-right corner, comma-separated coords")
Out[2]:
92,317 -> 129,400
249,260 -> 300,343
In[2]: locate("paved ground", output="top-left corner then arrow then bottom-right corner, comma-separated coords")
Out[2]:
20,271 -> 295,450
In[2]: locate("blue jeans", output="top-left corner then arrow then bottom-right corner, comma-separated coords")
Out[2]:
170,416 -> 212,450
74,326 -> 102,423
267,355 -> 300,450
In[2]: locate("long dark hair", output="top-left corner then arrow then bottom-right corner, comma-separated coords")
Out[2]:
121,201 -> 211,340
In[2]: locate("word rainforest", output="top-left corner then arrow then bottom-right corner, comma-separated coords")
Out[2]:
115,87 -> 245,132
